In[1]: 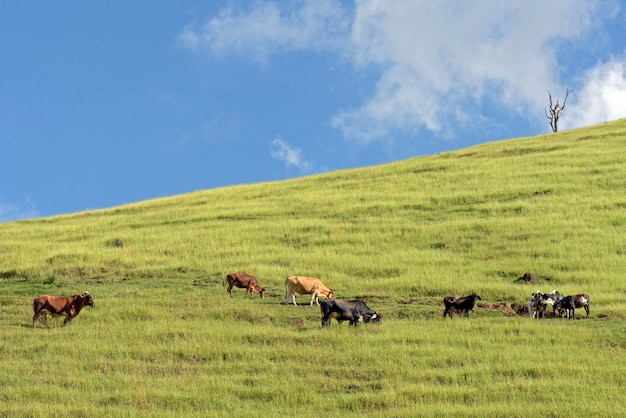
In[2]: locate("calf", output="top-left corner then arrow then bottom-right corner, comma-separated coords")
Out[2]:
33,292 -> 95,327
554,294 -> 590,319
225,273 -> 265,299
320,299 -> 381,328
443,293 -> 482,319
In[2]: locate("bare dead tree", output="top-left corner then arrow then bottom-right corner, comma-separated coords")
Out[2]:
545,89 -> 571,133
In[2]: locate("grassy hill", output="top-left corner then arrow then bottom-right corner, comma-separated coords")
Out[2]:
1,120 -> 625,416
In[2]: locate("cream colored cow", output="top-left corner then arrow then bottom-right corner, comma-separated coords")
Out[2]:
284,276 -> 333,306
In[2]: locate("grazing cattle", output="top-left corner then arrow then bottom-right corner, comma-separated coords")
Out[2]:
527,290 -> 564,318
554,294 -> 590,319
225,273 -> 265,299
285,276 -> 333,306
528,290 -> 546,319
443,292 -> 482,319
32,292 -> 94,327
320,299 -> 381,328
541,290 -> 564,315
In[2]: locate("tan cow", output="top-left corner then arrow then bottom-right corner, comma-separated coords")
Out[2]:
284,276 -> 333,306
33,291 -> 95,327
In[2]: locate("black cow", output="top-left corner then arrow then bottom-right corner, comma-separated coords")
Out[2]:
320,299 -> 381,328
443,293 -> 482,319
554,294 -> 590,319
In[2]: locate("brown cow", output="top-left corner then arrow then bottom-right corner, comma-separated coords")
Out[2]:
285,276 -> 333,306
32,291 -> 95,327
225,273 -> 265,299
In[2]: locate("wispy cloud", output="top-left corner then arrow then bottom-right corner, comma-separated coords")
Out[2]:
270,136 -> 312,173
178,0 -> 348,64
180,1 -> 621,141
0,195 -> 40,222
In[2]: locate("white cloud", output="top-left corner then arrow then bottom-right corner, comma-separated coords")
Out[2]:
178,0 -> 348,64
561,56 -> 626,129
180,1 -> 617,141
270,137 -> 312,172
334,0 -> 609,141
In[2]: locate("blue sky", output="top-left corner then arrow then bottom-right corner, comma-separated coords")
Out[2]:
2,1 -> 626,221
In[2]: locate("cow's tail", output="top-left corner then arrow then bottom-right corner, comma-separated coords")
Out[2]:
284,277 -> 293,303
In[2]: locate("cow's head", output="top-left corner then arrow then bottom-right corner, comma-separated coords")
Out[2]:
259,287 -> 266,299
327,289 -> 334,299
368,312 -> 382,325
472,292 -> 482,301
82,291 -> 95,308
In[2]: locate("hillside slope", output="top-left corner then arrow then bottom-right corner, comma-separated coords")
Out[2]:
1,119 -> 625,313
2,120 -> 626,417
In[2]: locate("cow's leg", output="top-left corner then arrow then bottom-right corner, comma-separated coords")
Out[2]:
227,285 -> 233,298
32,312 -> 39,328
291,293 -> 298,306
35,312 -> 49,327
246,285 -> 253,299
443,307 -> 450,318
585,305 -> 590,318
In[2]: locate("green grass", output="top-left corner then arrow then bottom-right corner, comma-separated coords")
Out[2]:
1,120 -> 626,416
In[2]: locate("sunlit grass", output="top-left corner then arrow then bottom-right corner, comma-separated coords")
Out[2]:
1,119 -> 625,416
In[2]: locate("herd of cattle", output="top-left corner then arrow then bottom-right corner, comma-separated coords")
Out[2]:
527,290 -> 590,319
30,273 -> 591,328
